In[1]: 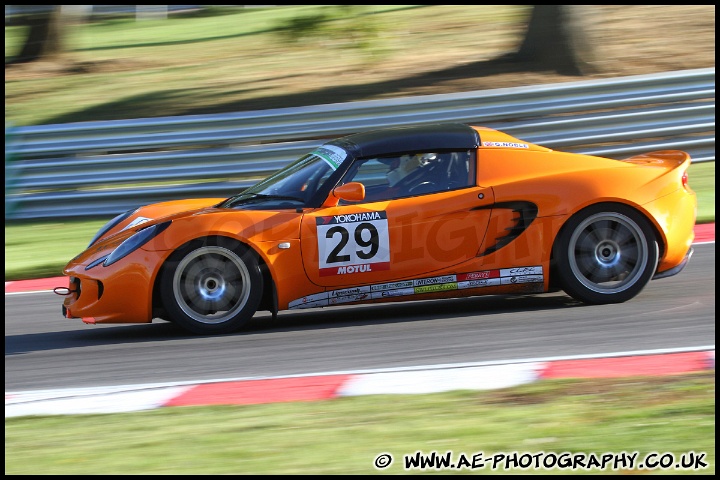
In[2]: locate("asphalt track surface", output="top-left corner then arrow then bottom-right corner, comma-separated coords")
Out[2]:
5,227 -> 715,393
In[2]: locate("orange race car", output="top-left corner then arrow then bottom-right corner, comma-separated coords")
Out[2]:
56,123 -> 697,335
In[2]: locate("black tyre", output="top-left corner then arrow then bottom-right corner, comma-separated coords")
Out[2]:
553,204 -> 658,304
160,237 -> 263,335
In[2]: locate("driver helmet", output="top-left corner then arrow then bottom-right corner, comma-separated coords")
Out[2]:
387,153 -> 437,186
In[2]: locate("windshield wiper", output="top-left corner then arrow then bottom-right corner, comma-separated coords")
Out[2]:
224,193 -> 305,207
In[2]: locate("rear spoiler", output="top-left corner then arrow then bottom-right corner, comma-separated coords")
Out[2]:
620,150 -> 691,169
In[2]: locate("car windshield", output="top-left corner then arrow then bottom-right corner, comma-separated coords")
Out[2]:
218,143 -> 350,209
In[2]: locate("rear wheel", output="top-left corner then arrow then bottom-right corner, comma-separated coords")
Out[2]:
554,204 -> 658,304
160,237 -> 262,335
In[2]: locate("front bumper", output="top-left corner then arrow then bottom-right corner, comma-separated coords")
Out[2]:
59,248 -> 164,324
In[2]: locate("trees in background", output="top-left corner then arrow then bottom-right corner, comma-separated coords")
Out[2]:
6,5 -> 599,75
511,5 -> 598,75
6,5 -> 64,64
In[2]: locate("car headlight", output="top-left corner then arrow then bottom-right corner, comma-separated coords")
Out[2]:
88,209 -> 138,247
103,221 -> 171,267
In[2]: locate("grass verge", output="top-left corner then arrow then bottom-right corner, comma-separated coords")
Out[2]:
5,372 -> 715,474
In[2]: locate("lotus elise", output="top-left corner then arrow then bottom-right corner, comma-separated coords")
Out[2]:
56,123 -> 697,334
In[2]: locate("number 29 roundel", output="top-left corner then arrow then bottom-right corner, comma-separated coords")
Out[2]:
316,211 -> 390,276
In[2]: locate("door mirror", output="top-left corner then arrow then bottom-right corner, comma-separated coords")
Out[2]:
322,182 -> 366,207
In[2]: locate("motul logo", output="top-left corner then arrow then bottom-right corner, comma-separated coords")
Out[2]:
337,264 -> 372,274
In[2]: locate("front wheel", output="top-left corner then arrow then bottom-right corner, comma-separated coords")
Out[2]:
160,238 -> 263,335
553,204 -> 658,304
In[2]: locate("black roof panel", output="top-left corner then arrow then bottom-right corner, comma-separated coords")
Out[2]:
327,123 -> 480,158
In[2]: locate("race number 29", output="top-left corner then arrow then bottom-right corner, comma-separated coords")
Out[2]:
316,211 -> 390,276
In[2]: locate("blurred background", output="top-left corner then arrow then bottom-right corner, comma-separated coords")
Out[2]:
5,5 -> 715,125
4,5 -> 715,279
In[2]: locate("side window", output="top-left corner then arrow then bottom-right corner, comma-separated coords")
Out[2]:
338,158 -> 394,204
447,149 -> 476,190
339,150 -> 476,204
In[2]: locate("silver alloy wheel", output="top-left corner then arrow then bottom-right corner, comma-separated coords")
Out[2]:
567,212 -> 650,294
172,246 -> 252,325
568,212 -> 650,294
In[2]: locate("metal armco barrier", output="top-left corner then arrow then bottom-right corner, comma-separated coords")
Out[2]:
5,68 -> 715,220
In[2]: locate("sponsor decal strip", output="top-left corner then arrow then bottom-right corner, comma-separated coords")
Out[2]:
311,144 -> 348,170
289,266 -> 544,309
482,141 -> 529,149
